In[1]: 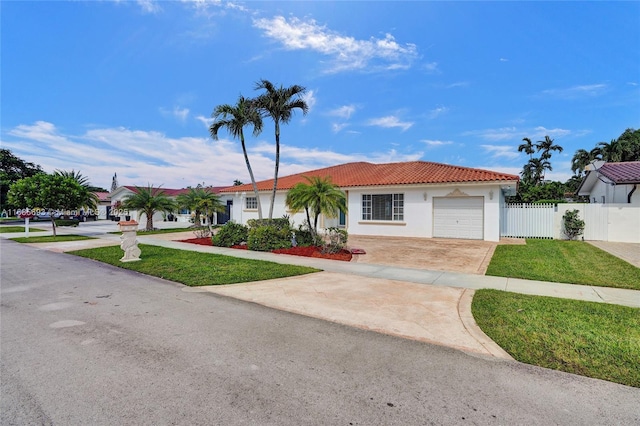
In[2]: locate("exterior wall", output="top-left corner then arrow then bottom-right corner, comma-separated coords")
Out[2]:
587,180 -> 639,205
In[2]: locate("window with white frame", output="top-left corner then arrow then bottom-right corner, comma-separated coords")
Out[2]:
361,194 -> 404,221
245,197 -> 258,209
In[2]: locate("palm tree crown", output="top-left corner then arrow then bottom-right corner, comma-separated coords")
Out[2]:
176,186 -> 224,229
254,79 -> 309,219
285,176 -> 346,237
121,185 -> 176,231
54,169 -> 99,212
210,95 -> 264,219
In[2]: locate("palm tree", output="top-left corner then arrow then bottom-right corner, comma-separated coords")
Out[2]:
210,96 -> 264,219
121,185 -> 176,231
597,139 -> 624,162
254,79 -> 309,219
176,186 -> 225,233
536,136 -> 563,160
517,137 -> 535,159
54,169 -> 99,216
285,176 -> 346,240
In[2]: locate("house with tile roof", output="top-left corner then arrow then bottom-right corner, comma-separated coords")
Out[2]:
109,185 -> 230,224
577,161 -> 640,205
219,161 -> 519,242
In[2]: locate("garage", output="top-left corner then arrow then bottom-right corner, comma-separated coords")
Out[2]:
433,197 -> 484,240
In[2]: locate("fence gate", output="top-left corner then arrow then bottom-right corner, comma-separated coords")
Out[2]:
501,203 -> 555,239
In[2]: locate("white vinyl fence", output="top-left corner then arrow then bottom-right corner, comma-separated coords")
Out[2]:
501,203 -> 640,243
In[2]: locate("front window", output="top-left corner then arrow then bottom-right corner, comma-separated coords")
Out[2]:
245,197 -> 258,209
362,194 -> 404,221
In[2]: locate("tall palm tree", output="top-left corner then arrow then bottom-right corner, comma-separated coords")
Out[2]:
210,96 -> 264,219
254,79 -> 309,219
121,185 -> 176,231
54,169 -> 99,215
517,137 -> 535,160
597,139 -> 624,162
285,176 -> 346,239
536,136 -> 563,160
571,148 -> 602,176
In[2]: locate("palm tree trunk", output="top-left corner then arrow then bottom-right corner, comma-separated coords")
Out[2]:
240,133 -> 263,220
146,211 -> 153,231
269,122 -> 280,219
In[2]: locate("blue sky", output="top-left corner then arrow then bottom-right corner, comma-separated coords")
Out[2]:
2,0 -> 639,190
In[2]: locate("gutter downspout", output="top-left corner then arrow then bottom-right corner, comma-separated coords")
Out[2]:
628,184 -> 637,204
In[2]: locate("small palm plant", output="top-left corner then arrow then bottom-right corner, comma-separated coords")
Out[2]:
121,185 -> 176,231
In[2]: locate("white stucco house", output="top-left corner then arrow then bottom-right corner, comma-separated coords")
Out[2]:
218,161 -> 519,242
577,161 -> 640,205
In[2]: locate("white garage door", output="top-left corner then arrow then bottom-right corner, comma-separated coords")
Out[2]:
433,197 -> 484,240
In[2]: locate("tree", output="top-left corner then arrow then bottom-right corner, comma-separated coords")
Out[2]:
522,157 -> 551,185
536,136 -> 563,160
233,180 -> 244,186
517,137 -> 535,160
111,173 -> 119,192
285,176 -> 346,241
210,95 -> 264,219
1,149 -> 44,211
54,170 -> 99,215
254,79 -> 309,219
176,186 -> 224,233
571,148 -> 601,176
569,128 -> 640,176
121,185 -> 176,231
597,139 -> 624,163
8,173 -> 87,236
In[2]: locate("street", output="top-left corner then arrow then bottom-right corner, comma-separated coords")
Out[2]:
1,239 -> 638,425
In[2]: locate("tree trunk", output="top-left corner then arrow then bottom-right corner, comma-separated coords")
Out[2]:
50,209 -> 57,237
146,212 -> 153,231
269,121 -> 280,220
241,133 -> 263,220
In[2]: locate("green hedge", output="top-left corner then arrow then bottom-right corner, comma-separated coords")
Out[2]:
54,219 -> 80,227
212,221 -> 248,247
248,225 -> 292,251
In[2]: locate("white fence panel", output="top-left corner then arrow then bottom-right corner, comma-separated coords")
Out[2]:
582,204 -> 608,241
501,203 -> 555,239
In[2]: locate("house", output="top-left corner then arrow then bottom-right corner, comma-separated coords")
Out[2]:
109,185 -> 229,224
218,161 -> 519,242
577,161 -> 640,205
93,191 -> 111,220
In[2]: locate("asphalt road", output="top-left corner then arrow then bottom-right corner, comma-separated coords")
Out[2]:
1,239 -> 638,425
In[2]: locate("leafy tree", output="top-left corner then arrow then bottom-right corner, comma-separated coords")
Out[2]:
8,173 -> 86,236
233,180 -> 244,186
570,128 -> 640,176
121,185 -> 176,231
254,79 -> 309,219
1,149 -> 44,211
210,95 -> 264,219
571,148 -> 602,176
285,176 -> 346,242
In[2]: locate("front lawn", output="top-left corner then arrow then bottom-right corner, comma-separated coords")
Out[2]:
11,235 -> 95,243
69,244 -> 320,286
472,289 -> 640,388
487,239 -> 640,290
0,226 -> 47,233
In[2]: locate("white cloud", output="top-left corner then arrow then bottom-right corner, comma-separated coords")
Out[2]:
481,145 -> 520,160
196,115 -> 214,128
428,106 -> 449,119
422,139 -> 453,147
159,106 -> 190,123
499,58 -> 509,62
423,62 -> 440,73
136,0 -> 161,14
463,126 -> 571,142
332,123 -> 349,133
253,16 -> 418,73
539,84 -> 608,99
327,104 -> 356,119
367,115 -> 413,131
301,89 -> 317,112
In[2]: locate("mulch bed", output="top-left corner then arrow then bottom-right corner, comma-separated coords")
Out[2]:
177,237 -> 352,261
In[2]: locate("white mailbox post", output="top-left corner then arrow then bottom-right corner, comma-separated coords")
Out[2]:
118,220 -> 141,262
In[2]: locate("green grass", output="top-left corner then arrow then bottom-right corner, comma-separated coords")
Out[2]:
487,239 -> 640,290
69,244 -> 320,286
0,226 -> 47,233
108,227 -> 194,235
472,289 -> 640,387
11,235 -> 96,243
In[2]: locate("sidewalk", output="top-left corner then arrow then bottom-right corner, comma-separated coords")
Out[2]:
4,221 -> 640,360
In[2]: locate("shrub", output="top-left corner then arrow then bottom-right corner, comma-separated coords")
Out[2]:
212,221 -> 248,247
191,225 -> 210,239
293,226 -> 315,247
247,217 -> 291,230
563,209 -> 585,240
322,227 -> 348,254
248,225 -> 292,251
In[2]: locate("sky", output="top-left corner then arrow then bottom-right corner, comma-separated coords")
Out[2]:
2,0 -> 639,191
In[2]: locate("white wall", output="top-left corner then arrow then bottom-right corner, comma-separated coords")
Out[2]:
588,180 -> 639,205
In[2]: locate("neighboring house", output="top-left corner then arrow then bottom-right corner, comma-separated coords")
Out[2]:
109,186 -> 228,224
94,191 -> 111,220
218,161 -> 519,242
577,161 -> 640,205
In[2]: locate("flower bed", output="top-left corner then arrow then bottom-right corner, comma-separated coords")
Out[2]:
177,237 -> 352,261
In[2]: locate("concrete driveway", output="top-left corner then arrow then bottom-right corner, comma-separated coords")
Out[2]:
347,235 -> 500,274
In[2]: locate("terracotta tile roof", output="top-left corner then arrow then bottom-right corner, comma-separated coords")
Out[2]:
93,191 -> 110,202
220,161 -> 519,193
123,186 -> 229,196
598,161 -> 640,184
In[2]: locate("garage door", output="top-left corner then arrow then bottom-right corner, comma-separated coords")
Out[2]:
433,197 -> 484,240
